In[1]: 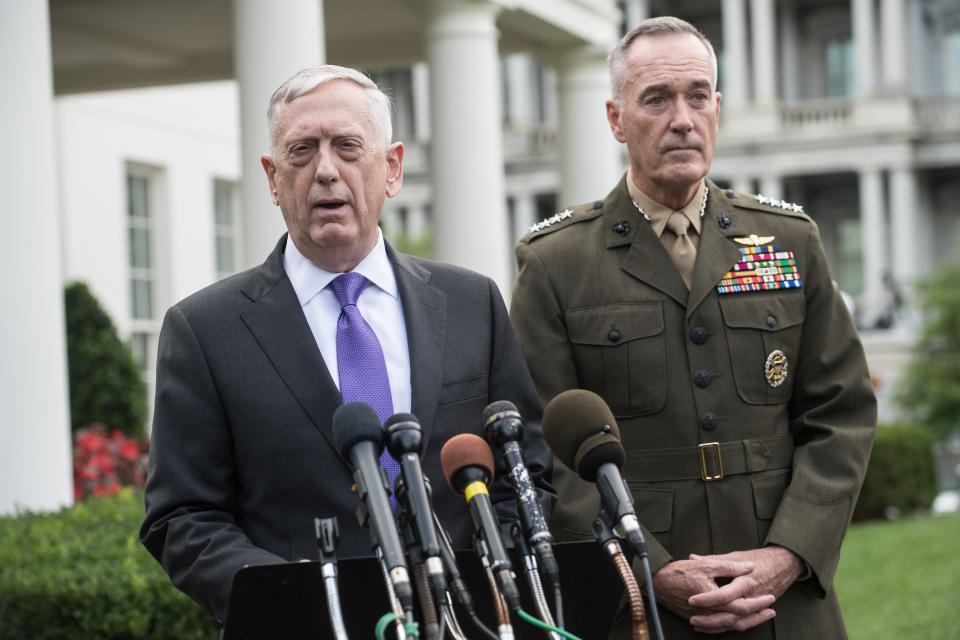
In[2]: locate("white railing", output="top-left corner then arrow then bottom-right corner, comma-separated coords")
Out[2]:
503,124 -> 558,158
916,97 -> 960,130
780,98 -> 853,130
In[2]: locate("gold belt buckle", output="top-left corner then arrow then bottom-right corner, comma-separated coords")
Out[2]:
699,442 -> 723,481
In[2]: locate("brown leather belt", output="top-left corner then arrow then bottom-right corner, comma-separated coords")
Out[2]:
623,434 -> 795,482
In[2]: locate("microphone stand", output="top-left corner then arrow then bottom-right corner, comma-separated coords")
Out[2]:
315,517 -> 349,640
375,545 -> 410,640
481,562 -> 515,640
396,478 -> 440,640
509,523 -> 561,640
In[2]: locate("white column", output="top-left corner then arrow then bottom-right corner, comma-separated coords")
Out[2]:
411,62 -> 432,143
852,0 -> 877,97
234,0 -> 325,268
733,176 -> 754,195
760,175 -> 783,200
504,54 -> 536,128
889,167 -> 919,285
750,0 -> 778,104
722,0 -> 749,108
426,0 -> 511,292
858,168 -> 886,323
0,1 -> 73,514
512,193 -> 538,246
880,0 -> 907,94
624,0 -> 650,29
779,0 -> 801,102
555,45 -> 623,206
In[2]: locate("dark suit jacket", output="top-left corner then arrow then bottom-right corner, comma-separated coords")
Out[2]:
140,235 -> 553,622
511,178 -> 876,639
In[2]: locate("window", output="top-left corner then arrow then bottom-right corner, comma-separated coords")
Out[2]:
126,170 -> 157,372
826,38 -> 854,98
213,179 -> 239,279
945,31 -> 960,96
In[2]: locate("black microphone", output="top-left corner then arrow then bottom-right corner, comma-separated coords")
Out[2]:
541,389 -> 643,550
440,434 -> 521,612
331,402 -> 413,612
482,401 -> 561,598
384,413 -> 448,603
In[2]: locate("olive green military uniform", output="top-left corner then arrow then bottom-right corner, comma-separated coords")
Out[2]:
511,177 -> 876,639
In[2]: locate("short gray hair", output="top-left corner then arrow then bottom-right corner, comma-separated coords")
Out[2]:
267,64 -> 393,150
608,16 -> 718,103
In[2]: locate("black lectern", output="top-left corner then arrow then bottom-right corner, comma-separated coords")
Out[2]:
223,541 -> 622,639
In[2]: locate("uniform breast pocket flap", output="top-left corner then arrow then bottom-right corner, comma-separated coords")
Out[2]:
719,292 -> 805,405
565,303 -> 666,417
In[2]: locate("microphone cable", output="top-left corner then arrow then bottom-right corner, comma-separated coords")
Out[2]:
315,517 -> 349,640
510,523 -> 561,640
377,546 -> 418,640
593,517 -> 649,640
482,563 -> 515,640
412,558 -> 440,640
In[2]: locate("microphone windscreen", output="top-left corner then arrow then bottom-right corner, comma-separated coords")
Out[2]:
440,433 -> 495,494
384,413 -> 419,429
481,400 -> 519,428
332,401 -> 384,460
542,389 -> 624,479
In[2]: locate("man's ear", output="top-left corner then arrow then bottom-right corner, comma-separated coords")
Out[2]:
606,99 -> 627,143
260,154 -> 280,206
385,142 -> 404,198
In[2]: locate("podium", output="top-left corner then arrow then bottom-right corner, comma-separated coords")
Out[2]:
223,541 -> 622,639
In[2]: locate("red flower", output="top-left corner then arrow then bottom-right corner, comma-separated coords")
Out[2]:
72,425 -> 149,501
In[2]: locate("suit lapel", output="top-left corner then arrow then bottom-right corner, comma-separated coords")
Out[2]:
604,179 -> 690,307
686,183 -> 744,318
390,246 -> 446,453
239,235 -> 345,462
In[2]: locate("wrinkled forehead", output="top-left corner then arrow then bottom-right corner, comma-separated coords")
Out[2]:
624,32 -> 715,88
274,80 -> 378,141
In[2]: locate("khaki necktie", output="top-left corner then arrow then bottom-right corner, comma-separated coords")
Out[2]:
665,211 -> 697,288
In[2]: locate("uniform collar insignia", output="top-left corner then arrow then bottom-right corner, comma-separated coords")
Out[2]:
734,234 -> 776,246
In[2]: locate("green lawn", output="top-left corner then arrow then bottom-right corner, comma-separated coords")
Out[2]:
836,513 -> 960,639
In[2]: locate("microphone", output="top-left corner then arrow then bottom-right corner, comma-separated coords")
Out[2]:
540,389 -> 641,550
440,434 -> 521,612
331,402 -> 413,613
482,402 -> 561,611
384,413 -> 448,604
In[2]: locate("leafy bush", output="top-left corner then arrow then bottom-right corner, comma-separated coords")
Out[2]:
0,489 -> 217,639
854,423 -> 938,521
65,282 -> 147,436
897,258 -> 960,439
73,426 -> 148,501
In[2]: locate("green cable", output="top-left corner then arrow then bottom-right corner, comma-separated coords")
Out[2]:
374,612 -> 420,640
516,608 -> 584,640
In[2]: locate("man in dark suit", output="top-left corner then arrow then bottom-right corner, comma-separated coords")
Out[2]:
511,17 -> 875,639
140,65 -> 552,623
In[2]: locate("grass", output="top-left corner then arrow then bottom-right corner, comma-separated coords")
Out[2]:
836,513 -> 960,639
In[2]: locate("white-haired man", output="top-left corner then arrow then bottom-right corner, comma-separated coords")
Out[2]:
141,65 -> 554,624
511,17 -> 875,639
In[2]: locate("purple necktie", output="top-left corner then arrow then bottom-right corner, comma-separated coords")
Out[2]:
329,272 -> 401,510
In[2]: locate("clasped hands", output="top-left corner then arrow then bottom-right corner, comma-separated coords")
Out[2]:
652,545 -> 805,634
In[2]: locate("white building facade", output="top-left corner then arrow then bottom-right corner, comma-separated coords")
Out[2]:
1,0 -> 958,513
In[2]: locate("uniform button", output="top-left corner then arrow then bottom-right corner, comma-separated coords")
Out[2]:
690,327 -> 708,345
767,314 -> 777,327
608,329 -> 622,343
694,370 -> 712,388
700,412 -> 719,431
718,215 -> 732,229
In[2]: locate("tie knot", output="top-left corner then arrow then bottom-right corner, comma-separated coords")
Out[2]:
666,211 -> 691,238
330,272 -> 368,307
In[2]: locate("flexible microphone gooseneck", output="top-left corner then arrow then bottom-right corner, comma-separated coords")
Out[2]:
440,434 -> 522,613
331,402 -> 414,621
541,389 -> 665,640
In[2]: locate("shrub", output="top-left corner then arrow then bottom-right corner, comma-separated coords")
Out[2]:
0,489 -> 217,639
65,282 -> 147,437
854,423 -> 938,521
73,426 -> 149,501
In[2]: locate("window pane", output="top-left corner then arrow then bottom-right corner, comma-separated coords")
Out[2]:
946,32 -> 960,96
216,235 -> 235,274
127,175 -> 149,219
214,183 -> 233,225
826,39 -> 854,98
128,227 -> 152,269
130,332 -> 148,370
131,279 -> 153,319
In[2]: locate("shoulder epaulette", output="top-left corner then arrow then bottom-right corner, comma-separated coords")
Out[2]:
729,192 -> 811,220
523,200 -> 604,242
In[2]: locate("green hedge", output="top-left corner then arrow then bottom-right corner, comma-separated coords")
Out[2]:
853,423 -> 938,521
0,489 -> 217,639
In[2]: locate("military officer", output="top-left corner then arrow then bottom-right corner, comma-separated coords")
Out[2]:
510,16 -> 876,639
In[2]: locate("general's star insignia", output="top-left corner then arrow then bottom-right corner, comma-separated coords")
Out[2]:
755,194 -> 804,213
528,208 -> 574,234
734,234 -> 776,246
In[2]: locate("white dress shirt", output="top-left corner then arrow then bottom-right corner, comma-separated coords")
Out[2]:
283,230 -> 412,415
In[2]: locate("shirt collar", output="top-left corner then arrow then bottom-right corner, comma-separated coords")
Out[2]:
626,172 -> 706,238
283,229 -> 399,306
